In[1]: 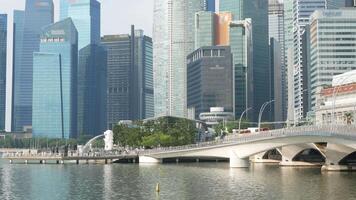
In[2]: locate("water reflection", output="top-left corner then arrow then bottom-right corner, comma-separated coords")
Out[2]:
1,161 -> 356,200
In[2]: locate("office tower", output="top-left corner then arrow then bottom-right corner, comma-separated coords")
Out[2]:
309,9 -> 356,111
220,0 -> 270,121
32,18 -> 78,139
11,0 -> 54,132
187,46 -> 233,119
61,0 -> 107,136
204,0 -> 215,12
270,38 -> 283,124
291,0 -> 325,121
327,0 -> 356,8
215,12 -> 233,46
195,11 -> 215,49
0,14 -> 6,131
269,0 -> 287,121
102,26 -> 154,129
229,19 -> 254,120
153,0 -> 204,118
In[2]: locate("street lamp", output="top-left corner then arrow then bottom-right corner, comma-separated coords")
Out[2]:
238,107 -> 252,134
258,100 -> 275,131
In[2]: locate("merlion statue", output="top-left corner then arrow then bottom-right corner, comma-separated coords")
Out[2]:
103,130 -> 114,151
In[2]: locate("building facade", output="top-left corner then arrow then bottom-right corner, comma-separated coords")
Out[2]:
102,26 -> 153,129
153,0 -> 204,118
187,46 -> 233,120
32,18 -> 78,139
269,0 -> 287,121
214,12 -> 233,46
195,11 -> 215,49
0,14 -> 6,131
270,39 -> 283,124
61,0 -> 107,136
220,0 -> 270,121
310,9 -> 356,111
204,0 -> 215,12
11,0 -> 54,132
315,70 -> 356,125
291,0 -> 326,122
229,19 -> 254,120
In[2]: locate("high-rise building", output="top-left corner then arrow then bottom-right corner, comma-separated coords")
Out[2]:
229,19 -> 254,120
269,0 -> 287,121
220,0 -> 270,121
327,0 -> 356,8
32,18 -> 78,139
61,0 -> 107,136
187,46 -> 233,119
11,0 -> 54,132
214,12 -> 233,46
309,9 -> 356,111
291,0 -> 326,121
0,14 -> 7,131
195,11 -> 215,49
153,0 -> 204,118
204,0 -> 215,12
270,38 -> 283,125
102,26 -> 154,129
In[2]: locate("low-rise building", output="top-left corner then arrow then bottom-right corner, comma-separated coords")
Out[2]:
315,70 -> 356,125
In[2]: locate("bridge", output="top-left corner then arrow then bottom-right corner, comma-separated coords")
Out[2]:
139,125 -> 356,171
4,125 -> 356,171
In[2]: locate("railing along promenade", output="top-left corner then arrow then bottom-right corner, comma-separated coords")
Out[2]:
3,125 -> 356,162
141,125 -> 356,155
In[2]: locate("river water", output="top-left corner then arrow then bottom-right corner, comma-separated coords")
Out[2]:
0,160 -> 356,200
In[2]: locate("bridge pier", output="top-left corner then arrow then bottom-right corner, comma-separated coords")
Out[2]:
279,144 -> 324,166
322,143 -> 356,171
139,156 -> 162,164
230,151 -> 249,168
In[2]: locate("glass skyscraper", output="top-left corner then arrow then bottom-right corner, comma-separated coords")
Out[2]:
195,11 -> 215,49
33,18 -> 78,139
11,0 -> 54,132
204,0 -> 215,12
229,19 -> 254,120
220,0 -> 270,121
61,0 -> 107,136
153,0 -> 204,118
0,14 -> 7,131
102,26 -> 154,129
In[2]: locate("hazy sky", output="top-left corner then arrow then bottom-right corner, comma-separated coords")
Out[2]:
0,0 -> 154,131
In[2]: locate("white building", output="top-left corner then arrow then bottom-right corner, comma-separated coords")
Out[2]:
310,9 -> 356,111
153,0 -> 204,118
315,70 -> 356,125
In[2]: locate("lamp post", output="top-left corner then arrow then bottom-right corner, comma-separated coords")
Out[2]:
258,100 -> 275,131
238,107 -> 252,134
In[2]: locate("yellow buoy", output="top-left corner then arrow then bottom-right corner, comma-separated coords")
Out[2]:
156,183 -> 160,193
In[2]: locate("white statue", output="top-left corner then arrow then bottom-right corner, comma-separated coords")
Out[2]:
103,130 -> 114,151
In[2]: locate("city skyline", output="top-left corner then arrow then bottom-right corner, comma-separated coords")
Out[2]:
0,0 -> 154,131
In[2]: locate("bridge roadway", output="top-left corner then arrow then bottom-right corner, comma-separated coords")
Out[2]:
139,125 -> 356,171
4,125 -> 356,171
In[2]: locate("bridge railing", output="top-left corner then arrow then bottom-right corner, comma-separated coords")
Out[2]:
141,125 -> 356,155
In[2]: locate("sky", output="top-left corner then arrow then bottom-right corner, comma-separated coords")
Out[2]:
0,0 -> 154,131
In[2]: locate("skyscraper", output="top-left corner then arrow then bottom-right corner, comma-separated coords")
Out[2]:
153,0 -> 204,118
291,0 -> 325,121
61,0 -> 107,136
195,11 -> 215,49
229,19 -> 254,120
220,0 -> 270,121
0,14 -> 7,131
187,46 -> 233,119
269,0 -> 287,121
309,9 -> 356,110
11,0 -> 54,132
32,18 -> 78,139
204,0 -> 216,12
327,0 -> 356,8
215,12 -> 233,46
102,26 -> 154,129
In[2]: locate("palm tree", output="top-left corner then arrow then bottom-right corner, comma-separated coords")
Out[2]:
344,112 -> 354,125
